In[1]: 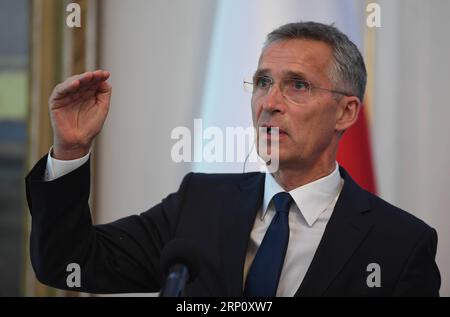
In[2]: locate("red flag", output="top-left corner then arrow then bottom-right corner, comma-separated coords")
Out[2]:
337,106 -> 377,194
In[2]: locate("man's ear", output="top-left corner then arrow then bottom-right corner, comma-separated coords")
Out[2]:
335,96 -> 361,133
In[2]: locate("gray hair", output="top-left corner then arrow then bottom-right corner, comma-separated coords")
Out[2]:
264,21 -> 367,101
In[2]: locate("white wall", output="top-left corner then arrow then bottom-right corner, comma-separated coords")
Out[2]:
96,0 -> 216,222
375,0 -> 450,296
97,0 -> 450,295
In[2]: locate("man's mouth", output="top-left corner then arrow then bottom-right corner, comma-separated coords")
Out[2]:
261,125 -> 288,135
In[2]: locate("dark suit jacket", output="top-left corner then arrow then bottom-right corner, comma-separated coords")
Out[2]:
25,154 -> 441,296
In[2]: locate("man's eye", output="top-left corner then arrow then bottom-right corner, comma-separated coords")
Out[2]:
291,80 -> 309,91
256,77 -> 271,88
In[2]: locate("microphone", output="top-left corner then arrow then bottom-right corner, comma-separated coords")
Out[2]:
159,239 -> 201,297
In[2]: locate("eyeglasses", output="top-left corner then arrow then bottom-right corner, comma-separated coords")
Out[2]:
243,75 -> 352,104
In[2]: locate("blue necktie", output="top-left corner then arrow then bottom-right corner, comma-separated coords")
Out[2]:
244,192 -> 293,297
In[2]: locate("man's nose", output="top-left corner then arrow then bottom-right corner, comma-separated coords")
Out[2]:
262,84 -> 285,112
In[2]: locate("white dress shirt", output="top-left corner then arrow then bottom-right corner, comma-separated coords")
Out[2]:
44,149 -> 90,181
243,164 -> 344,296
44,152 -> 344,297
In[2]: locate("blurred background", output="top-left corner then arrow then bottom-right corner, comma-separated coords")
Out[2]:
0,0 -> 449,296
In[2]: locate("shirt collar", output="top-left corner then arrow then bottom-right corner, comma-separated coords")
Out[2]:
262,162 -> 343,226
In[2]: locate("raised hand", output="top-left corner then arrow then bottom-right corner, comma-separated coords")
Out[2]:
49,70 -> 112,160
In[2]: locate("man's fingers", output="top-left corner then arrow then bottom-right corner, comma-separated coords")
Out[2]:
77,71 -> 94,86
78,73 -> 108,93
80,70 -> 109,83
92,70 -> 110,80
97,81 -> 112,93
51,79 -> 80,101
75,71 -> 110,92
51,70 -> 110,101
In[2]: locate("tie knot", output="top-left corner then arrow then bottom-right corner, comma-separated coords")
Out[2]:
272,192 -> 293,214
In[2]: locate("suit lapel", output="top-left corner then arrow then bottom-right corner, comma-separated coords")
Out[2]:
219,172 -> 265,296
296,167 -> 373,296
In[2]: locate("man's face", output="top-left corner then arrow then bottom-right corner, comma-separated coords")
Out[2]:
252,39 -> 343,169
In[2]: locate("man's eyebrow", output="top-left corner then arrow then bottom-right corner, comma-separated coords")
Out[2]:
253,69 -> 310,81
253,69 -> 270,78
282,70 -> 309,80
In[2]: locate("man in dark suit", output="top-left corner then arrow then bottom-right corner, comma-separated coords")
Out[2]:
26,22 -> 440,296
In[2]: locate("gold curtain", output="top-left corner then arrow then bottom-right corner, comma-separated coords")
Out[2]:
24,0 -> 98,297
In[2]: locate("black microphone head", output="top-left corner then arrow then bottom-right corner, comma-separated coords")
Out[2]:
160,239 -> 201,283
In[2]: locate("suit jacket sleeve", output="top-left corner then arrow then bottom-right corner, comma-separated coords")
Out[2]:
25,154 -> 193,294
393,226 -> 441,296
